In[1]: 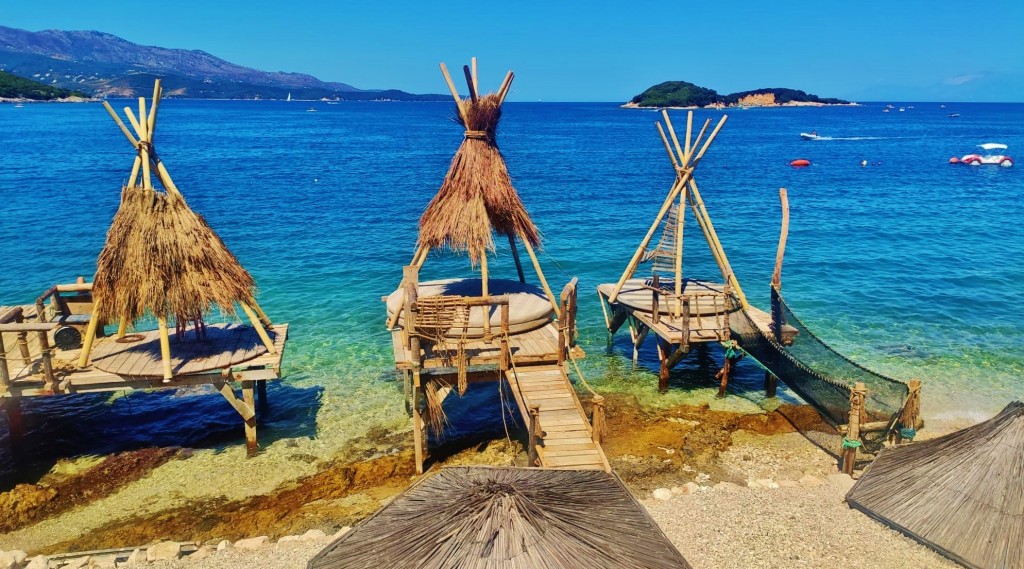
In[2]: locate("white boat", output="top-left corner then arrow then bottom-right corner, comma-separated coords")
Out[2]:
286,92 -> 292,102
306,107 -> 317,112
800,132 -> 823,140
951,143 -> 1013,167
14,103 -> 24,108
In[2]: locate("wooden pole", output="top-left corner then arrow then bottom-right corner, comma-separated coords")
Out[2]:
507,234 -> 526,283
527,404 -> 541,466
385,245 -> 430,330
480,251 -> 489,298
77,301 -> 102,367
684,110 -> 693,160
438,63 -> 467,123
497,71 -> 514,105
116,318 -> 128,338
519,234 -> 560,317
897,379 -> 922,443
687,179 -> 748,308
240,302 -> 276,354
462,65 -> 478,103
471,57 -> 478,94
0,331 -> 10,390
591,395 -> 605,444
242,380 -> 258,457
772,188 -> 790,289
842,382 -> 866,475
102,101 -> 140,148
655,123 -> 680,169
607,176 -> 688,303
765,372 -> 778,398
412,379 -> 424,474
674,183 -> 684,318
661,110 -> 686,165
657,338 -> 670,393
157,316 -> 173,382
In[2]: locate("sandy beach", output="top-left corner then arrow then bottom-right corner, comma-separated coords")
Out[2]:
1,395 -> 961,568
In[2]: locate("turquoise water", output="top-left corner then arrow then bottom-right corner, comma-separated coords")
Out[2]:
1,100 -> 1022,484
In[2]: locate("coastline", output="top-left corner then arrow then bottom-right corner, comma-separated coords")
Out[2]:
619,100 -> 861,110
0,394 -> 960,568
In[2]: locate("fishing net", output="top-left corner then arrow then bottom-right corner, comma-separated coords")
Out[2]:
732,287 -> 910,452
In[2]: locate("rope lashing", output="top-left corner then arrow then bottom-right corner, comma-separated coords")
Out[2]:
464,130 -> 491,140
842,437 -> 863,450
898,427 -> 917,440
721,340 -> 744,362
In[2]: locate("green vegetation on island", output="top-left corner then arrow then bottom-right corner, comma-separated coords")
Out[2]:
0,69 -> 87,100
628,81 -> 850,108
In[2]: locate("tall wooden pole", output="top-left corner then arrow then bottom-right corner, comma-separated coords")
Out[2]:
157,316 -> 173,382
687,179 -> 748,309
772,188 -> 790,290
519,233 -> 560,318
77,301 -> 102,367
508,234 -> 526,283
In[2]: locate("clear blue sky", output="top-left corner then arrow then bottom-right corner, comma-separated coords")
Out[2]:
3,0 -> 1022,102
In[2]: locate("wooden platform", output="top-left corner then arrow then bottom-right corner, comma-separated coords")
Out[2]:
391,321 -> 562,370
90,324 -> 271,377
505,365 -> 609,471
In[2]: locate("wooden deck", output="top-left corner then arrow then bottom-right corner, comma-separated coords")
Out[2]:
505,365 -> 609,471
391,321 -> 562,370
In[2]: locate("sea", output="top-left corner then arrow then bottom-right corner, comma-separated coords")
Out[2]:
1,99 -> 1022,488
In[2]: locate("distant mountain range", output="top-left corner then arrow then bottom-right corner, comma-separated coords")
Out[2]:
0,25 -> 447,101
626,81 -> 851,108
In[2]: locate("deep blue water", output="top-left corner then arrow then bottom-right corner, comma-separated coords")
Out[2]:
1,99 -> 1022,484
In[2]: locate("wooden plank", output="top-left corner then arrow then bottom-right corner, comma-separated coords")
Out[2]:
542,454 -> 605,467
541,439 -> 596,448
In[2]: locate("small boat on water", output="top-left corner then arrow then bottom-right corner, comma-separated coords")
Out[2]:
948,113 -> 960,118
899,107 -> 906,112
882,108 -> 890,113
950,143 -> 1013,167
13,103 -> 24,108
800,131 -> 823,140
306,107 -> 318,112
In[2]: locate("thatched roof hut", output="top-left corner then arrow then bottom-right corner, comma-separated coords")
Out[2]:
309,466 -> 692,569
846,401 -> 1024,569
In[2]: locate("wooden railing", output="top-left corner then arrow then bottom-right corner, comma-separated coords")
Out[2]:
644,275 -> 733,348
1,307 -> 59,392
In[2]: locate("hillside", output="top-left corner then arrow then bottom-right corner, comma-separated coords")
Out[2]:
0,69 -> 86,100
627,81 -> 850,108
0,25 -> 446,101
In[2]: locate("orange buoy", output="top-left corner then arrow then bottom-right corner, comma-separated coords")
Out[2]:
790,159 -> 811,167
949,156 -> 960,164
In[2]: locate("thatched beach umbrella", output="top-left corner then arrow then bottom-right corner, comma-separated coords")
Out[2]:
386,59 -> 557,327
309,466 -> 693,569
846,401 -> 1024,569
78,79 -> 276,381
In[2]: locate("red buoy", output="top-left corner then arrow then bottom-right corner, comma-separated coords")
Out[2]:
790,159 -> 811,167
949,156 -> 960,164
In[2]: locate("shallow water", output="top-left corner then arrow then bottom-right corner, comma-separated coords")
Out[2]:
1,99 -> 1022,486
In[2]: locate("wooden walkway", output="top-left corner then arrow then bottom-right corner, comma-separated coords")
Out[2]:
505,365 -> 610,471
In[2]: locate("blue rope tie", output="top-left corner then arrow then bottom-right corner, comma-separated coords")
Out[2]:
899,427 -> 917,440
842,437 -> 862,450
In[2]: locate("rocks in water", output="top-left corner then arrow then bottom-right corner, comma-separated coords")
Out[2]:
147,541 -> 182,562
652,488 -> 673,501
234,536 -> 269,550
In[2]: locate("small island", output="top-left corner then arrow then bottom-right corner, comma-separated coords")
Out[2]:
0,70 -> 89,102
624,80 -> 852,109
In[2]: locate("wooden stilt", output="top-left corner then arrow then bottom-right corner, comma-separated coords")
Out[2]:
772,188 -> 790,290
519,234 -> 560,317
412,379 -> 424,474
765,371 -> 778,398
527,404 -> 541,466
632,321 -> 649,363
842,382 -> 866,475
157,316 -> 173,382
715,356 -> 731,398
657,338 -> 670,394
591,395 -> 605,444
240,302 -> 276,354
78,301 -> 103,367
508,234 -> 526,283
3,398 -> 23,442
256,379 -> 268,409
242,380 -> 257,457
0,332 -> 10,390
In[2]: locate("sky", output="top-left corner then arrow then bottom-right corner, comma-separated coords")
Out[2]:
2,0 -> 1023,102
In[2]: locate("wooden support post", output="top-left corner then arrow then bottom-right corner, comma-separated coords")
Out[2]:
157,316 -> 173,382
2,397 -> 23,442
527,404 -> 541,467
715,354 -> 731,398
657,338 -> 670,394
651,274 -> 661,325
0,333 -> 10,390
78,301 -> 103,368
765,372 -> 778,398
240,302 -> 276,354
412,379 -> 424,474
116,317 -> 129,338
519,235 -> 560,317
897,379 -> 922,443
508,234 -> 526,284
38,332 -> 55,392
772,188 -> 790,290
14,313 -> 31,366
500,302 -> 510,371
557,317 -> 566,367
256,379 -> 268,409
842,382 -> 867,475
681,298 -> 691,353
242,380 -> 257,457
632,322 -> 649,364
591,395 -> 605,444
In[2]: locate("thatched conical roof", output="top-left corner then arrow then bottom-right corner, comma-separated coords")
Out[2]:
93,185 -> 256,322
846,401 -> 1024,569
309,466 -> 692,569
418,88 -> 540,266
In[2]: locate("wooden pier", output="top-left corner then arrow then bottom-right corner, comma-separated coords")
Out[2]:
1,282 -> 288,456
390,269 -> 608,473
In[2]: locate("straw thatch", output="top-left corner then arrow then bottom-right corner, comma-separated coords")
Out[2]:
93,185 -> 256,322
309,466 -> 692,569
418,92 -> 540,265
846,401 -> 1024,569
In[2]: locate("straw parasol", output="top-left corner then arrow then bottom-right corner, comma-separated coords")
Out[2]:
77,79 -> 276,381
846,401 -> 1024,569
309,466 -> 693,569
